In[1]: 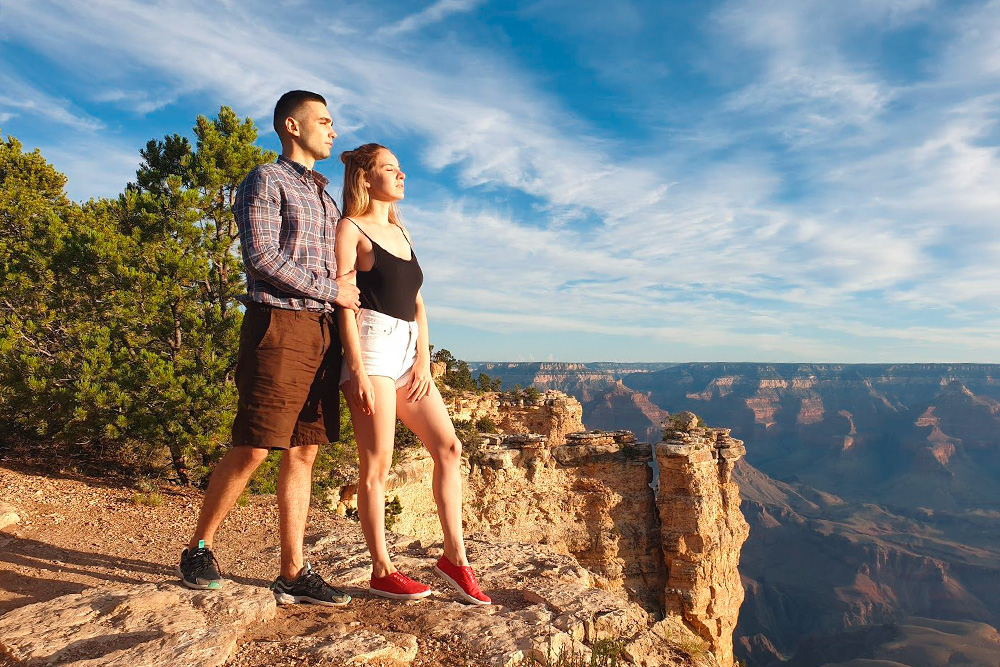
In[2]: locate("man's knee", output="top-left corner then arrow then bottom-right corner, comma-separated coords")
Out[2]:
228,445 -> 271,471
285,444 -> 319,467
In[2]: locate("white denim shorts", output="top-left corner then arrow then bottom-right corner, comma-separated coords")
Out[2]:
340,308 -> 419,390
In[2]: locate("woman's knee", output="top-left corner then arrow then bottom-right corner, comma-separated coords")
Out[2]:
359,463 -> 391,493
435,436 -> 462,464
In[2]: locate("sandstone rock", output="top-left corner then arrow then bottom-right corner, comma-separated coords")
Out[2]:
0,582 -> 275,666
656,426 -> 749,667
496,393 -> 584,446
311,406 -> 746,665
523,578 -> 648,643
407,596 -> 593,667
671,412 -> 700,432
624,618 -> 715,667
0,501 -> 20,529
309,629 -> 418,664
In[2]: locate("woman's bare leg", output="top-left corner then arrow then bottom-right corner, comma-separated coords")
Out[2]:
396,383 -> 468,566
349,376 -> 400,578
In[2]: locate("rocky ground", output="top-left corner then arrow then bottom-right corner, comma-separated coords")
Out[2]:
0,463 -> 708,667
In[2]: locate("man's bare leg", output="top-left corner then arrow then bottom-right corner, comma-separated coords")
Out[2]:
277,444 -> 318,580
188,446 -> 270,550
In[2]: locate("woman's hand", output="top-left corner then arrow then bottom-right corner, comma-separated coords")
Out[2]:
405,361 -> 433,403
344,367 -> 376,415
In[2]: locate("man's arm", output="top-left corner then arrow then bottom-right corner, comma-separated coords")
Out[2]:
236,169 -> 358,309
335,219 -> 375,415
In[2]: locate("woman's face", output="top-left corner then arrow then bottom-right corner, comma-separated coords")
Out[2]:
366,150 -> 405,203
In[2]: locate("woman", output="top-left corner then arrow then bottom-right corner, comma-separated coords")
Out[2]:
335,143 -> 490,605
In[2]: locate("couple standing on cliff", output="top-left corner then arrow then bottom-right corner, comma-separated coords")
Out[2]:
175,90 -> 490,607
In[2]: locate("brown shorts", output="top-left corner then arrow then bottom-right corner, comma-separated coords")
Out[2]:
231,303 -> 341,449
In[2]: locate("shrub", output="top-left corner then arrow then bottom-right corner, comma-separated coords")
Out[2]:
385,496 -> 403,530
475,416 -> 497,433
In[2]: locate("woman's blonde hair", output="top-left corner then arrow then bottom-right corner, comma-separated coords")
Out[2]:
340,143 -> 402,226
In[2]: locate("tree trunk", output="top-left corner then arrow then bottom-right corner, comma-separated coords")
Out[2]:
168,443 -> 191,485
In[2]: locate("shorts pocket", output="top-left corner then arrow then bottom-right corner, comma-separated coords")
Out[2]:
256,309 -> 282,349
360,322 -> 393,338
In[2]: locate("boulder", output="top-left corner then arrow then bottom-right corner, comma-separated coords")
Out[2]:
0,501 -> 20,530
307,629 -> 419,664
0,582 -> 275,666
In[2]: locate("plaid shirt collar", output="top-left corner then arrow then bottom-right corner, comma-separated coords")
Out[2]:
276,155 -> 330,189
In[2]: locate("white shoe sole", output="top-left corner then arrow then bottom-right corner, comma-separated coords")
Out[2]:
368,586 -> 433,601
434,566 -> 491,605
176,566 -> 223,590
273,590 -> 351,606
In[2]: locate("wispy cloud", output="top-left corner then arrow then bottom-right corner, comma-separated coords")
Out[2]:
0,72 -> 104,131
377,0 -> 483,38
1,0 -> 998,360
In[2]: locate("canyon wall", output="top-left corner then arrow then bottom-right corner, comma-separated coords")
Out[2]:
657,416 -> 749,667
334,394 -> 750,666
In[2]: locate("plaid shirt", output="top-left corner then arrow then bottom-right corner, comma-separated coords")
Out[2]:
234,156 -> 342,311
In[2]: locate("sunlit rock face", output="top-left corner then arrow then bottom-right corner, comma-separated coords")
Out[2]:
474,362 -> 1000,666
657,417 -> 750,667
349,394 -> 749,666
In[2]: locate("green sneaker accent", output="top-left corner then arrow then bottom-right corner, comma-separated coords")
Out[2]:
179,543 -> 223,590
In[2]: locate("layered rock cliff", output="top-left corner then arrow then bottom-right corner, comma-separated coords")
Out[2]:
344,395 -> 750,666
0,463 -> 724,667
446,389 -> 586,445
657,417 -> 749,667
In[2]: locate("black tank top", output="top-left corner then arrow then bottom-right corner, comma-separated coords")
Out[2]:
348,218 -> 423,322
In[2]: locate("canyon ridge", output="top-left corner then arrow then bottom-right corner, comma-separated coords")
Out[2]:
474,362 -> 1000,667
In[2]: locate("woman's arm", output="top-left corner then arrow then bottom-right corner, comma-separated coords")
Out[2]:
335,219 -> 375,415
405,290 -> 433,403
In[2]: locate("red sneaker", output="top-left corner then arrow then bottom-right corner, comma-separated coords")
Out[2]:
369,571 -> 432,600
434,556 -> 491,605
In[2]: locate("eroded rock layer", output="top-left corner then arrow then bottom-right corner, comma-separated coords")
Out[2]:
351,399 -> 749,666
657,420 -> 750,667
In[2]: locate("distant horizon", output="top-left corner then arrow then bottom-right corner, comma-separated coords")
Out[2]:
468,360 -> 1000,367
3,1 -> 998,362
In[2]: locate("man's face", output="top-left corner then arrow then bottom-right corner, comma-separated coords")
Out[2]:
289,100 -> 336,161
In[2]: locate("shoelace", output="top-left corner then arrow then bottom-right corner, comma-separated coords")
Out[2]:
299,568 -> 332,594
187,547 -> 221,576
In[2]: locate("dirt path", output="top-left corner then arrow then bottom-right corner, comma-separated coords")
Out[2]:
0,463 -> 486,666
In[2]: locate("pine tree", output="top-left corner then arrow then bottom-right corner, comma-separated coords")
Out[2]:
0,132 -> 77,446
0,109 -> 276,483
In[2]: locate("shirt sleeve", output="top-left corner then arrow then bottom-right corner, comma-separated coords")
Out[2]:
235,169 -> 340,302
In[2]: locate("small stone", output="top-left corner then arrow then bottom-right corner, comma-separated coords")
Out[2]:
310,630 -> 418,664
0,502 -> 21,530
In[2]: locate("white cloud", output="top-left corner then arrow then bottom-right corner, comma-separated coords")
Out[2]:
2,0 -> 999,360
0,72 -> 104,131
377,0 -> 483,37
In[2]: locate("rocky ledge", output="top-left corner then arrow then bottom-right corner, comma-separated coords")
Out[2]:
0,523 -> 717,667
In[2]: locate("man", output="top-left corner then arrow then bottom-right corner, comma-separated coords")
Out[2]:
178,90 -> 361,606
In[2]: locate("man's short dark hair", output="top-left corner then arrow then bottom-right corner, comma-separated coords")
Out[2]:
273,90 -> 327,136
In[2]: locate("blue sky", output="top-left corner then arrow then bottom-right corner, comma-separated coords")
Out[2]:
2,0 -> 999,363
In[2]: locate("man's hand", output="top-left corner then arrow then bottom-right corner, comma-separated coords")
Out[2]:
405,362 -> 433,403
334,270 -> 361,312
343,367 -> 376,416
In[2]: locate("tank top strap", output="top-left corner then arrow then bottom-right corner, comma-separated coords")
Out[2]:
396,224 -> 413,249
344,217 -> 375,244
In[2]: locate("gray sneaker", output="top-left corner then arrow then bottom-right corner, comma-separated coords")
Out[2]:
271,562 -> 351,606
178,540 -> 223,590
